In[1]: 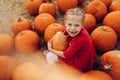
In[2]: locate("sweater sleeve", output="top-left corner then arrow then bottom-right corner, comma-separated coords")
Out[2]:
63,37 -> 84,59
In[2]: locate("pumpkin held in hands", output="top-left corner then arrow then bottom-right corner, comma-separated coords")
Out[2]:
51,32 -> 68,51
44,23 -> 65,43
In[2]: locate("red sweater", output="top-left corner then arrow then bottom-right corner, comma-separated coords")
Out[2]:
59,28 -> 96,72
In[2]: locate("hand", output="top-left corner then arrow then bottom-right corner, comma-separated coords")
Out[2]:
47,40 -> 52,51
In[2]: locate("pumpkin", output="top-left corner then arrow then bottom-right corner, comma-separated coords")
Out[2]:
57,0 -> 78,13
44,23 -> 65,43
12,62 -> 41,80
11,16 -> 32,35
85,0 -> 107,21
99,50 -> 120,80
91,26 -> 118,52
92,0 -> 112,7
39,64 -> 82,80
0,56 -> 16,80
0,33 -> 14,55
78,70 -> 112,80
84,13 -> 97,33
15,30 -> 41,54
26,0 -> 43,15
109,0 -> 120,12
39,2 -> 56,16
34,13 -> 56,34
103,10 -> 120,37
51,31 -> 68,51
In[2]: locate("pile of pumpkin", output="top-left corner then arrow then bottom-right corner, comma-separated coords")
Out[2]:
0,0 -> 120,80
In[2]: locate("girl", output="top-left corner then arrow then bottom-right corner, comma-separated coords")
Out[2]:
44,7 -> 96,72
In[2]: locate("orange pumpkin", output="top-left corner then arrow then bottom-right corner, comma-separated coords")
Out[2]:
51,32 -> 68,51
44,23 -> 65,43
99,50 -> 120,80
0,33 -> 14,55
11,16 -> 32,35
84,14 -> 97,33
103,10 -> 120,36
85,0 -> 107,21
12,63 -> 41,80
57,0 -> 78,13
38,64 -> 82,80
34,13 -> 56,34
109,0 -> 120,12
92,0 -> 112,7
15,30 -> 41,54
78,70 -> 113,80
91,26 -> 118,52
26,0 -> 43,15
0,56 -> 16,80
39,2 -> 56,16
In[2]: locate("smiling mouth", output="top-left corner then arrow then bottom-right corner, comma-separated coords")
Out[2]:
69,31 -> 77,35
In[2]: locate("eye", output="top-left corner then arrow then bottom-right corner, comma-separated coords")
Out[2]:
75,24 -> 80,27
67,23 -> 72,26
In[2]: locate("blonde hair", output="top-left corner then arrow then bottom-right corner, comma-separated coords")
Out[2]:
64,7 -> 85,23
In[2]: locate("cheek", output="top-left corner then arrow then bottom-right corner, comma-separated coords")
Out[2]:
76,27 -> 82,31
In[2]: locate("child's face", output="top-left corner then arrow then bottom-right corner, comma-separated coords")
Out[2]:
65,15 -> 84,37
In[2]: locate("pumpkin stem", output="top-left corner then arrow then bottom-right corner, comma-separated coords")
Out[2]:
30,0 -> 34,1
20,32 -> 24,36
103,27 -> 107,32
17,16 -> 22,22
42,15 -> 47,19
104,64 -> 112,71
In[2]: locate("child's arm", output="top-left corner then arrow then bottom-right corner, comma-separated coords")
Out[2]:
47,40 -> 65,58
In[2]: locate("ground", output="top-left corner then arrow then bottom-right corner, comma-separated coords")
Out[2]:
0,0 -> 120,66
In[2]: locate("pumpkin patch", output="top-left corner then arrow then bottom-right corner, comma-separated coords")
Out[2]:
0,0 -> 120,80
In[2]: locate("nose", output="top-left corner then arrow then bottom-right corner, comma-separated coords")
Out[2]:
70,25 -> 75,30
